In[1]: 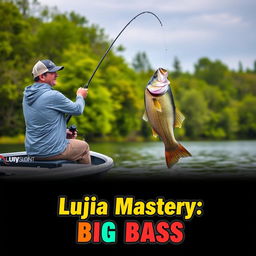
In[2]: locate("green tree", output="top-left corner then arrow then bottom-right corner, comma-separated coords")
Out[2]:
179,89 -> 209,139
238,61 -> 243,73
1,0 -> 256,141
194,57 -> 229,85
33,14 -> 84,62
232,73 -> 256,99
220,104 -> 239,139
132,52 -> 152,72
237,95 -> 256,138
172,56 -> 182,78
12,0 -> 29,17
103,61 -> 142,137
0,1 -> 35,136
202,86 -> 227,112
56,44 -> 116,139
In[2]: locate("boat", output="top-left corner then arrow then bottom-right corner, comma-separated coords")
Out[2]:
0,151 -> 114,180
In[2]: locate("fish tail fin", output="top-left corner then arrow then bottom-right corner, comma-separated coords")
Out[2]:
165,143 -> 192,168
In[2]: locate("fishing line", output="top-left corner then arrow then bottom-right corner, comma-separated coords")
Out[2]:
66,11 -> 163,124
160,24 -> 170,70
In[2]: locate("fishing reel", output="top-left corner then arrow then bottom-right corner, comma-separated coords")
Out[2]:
68,124 -> 77,136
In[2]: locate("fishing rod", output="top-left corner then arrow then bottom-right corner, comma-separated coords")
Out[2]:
66,11 -> 163,125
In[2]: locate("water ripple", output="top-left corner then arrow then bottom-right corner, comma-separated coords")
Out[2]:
90,140 -> 256,178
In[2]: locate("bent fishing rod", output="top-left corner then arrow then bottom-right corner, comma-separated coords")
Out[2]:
66,11 -> 163,125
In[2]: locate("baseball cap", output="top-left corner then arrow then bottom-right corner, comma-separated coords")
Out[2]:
32,59 -> 64,78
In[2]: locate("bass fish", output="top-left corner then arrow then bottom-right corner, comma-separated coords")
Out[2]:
143,68 -> 191,168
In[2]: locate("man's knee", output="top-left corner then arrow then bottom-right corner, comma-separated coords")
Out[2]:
84,141 -> 90,149
79,140 -> 90,153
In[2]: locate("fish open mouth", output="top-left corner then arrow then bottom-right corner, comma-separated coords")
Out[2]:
159,68 -> 167,74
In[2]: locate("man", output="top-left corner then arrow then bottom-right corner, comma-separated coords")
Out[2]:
22,59 -> 91,164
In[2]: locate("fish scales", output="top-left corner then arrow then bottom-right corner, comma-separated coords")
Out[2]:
145,89 -> 176,149
143,68 -> 191,168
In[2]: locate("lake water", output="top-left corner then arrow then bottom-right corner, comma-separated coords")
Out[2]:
1,140 -> 256,178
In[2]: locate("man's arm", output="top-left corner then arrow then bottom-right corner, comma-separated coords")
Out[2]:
49,88 -> 88,115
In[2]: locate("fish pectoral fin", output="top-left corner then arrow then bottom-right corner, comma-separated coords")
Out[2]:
142,111 -> 148,122
153,98 -> 162,112
174,108 -> 185,128
152,128 -> 158,138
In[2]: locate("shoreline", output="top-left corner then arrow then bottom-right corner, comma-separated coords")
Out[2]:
0,134 -> 255,145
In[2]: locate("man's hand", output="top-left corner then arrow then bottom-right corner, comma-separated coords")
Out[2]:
66,129 -> 77,139
77,88 -> 88,98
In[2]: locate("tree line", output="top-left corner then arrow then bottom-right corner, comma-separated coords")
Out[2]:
0,0 -> 256,142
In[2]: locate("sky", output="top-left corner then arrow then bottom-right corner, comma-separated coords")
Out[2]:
38,0 -> 256,72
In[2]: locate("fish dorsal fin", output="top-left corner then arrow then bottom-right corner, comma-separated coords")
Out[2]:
153,98 -> 162,112
152,128 -> 158,137
174,108 -> 185,128
142,111 -> 148,122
